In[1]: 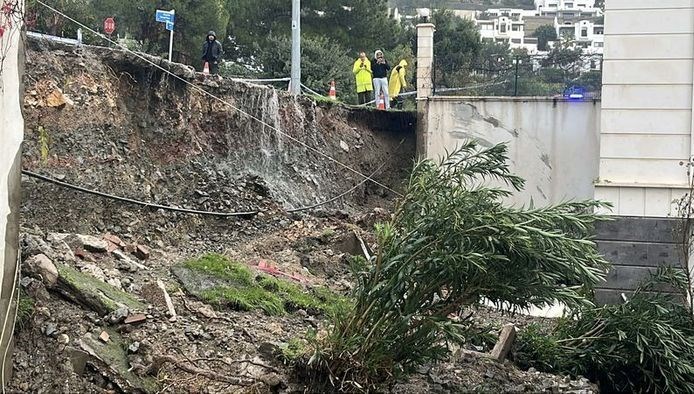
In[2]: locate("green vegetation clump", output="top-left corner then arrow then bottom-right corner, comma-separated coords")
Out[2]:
15,290 -> 35,333
516,268 -> 694,394
305,141 -> 611,391
183,254 -> 349,316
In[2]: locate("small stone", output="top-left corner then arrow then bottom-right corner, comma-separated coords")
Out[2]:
133,245 -> 150,260
128,341 -> 140,354
339,140 -> 350,152
44,323 -> 58,337
58,334 -> 70,344
108,307 -> 129,324
258,341 -> 281,359
99,331 -> 110,342
103,233 -> 125,248
297,309 -> 308,318
197,304 -> 217,319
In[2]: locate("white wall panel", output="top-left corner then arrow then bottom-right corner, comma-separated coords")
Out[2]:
601,109 -> 692,134
600,134 -> 691,159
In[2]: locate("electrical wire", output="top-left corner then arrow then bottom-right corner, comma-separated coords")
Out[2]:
22,170 -> 259,218
35,0 -> 402,198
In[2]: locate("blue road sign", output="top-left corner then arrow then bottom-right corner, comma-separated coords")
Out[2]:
166,21 -> 174,31
155,10 -> 175,24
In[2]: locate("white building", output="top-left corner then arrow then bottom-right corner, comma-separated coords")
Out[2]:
595,0 -> 693,217
536,0 -> 602,18
477,16 -> 539,53
556,19 -> 604,54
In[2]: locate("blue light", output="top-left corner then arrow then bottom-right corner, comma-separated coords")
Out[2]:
564,86 -> 586,100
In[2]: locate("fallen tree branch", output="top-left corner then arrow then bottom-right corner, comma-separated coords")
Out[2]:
148,355 -> 256,386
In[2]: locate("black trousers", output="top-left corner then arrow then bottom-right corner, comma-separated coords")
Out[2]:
358,91 -> 371,105
209,61 -> 219,75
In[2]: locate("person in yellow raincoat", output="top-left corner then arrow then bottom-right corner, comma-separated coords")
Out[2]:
353,52 -> 373,105
389,60 -> 408,109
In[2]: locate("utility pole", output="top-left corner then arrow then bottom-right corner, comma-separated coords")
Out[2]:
290,0 -> 301,97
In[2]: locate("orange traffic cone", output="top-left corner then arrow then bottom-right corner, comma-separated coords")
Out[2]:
377,93 -> 385,110
329,80 -> 337,100
203,62 -> 210,75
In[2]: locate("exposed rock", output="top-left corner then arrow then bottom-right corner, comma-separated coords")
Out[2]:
57,334 -> 70,345
107,307 -> 130,324
24,253 -> 59,287
21,234 -> 53,260
67,347 -> 90,375
133,245 -> 150,260
128,341 -> 140,354
79,264 -> 106,282
55,264 -> 145,316
76,235 -> 108,253
339,140 -> 350,152
99,331 -> 110,343
44,323 -> 58,337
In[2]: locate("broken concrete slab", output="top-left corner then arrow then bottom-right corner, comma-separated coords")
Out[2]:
490,324 -> 517,362
55,264 -> 145,316
123,313 -> 147,325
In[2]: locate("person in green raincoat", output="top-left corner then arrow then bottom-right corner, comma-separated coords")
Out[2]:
353,51 -> 373,105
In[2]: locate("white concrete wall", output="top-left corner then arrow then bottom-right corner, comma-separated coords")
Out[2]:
423,97 -> 601,207
595,0 -> 694,216
0,5 -> 24,386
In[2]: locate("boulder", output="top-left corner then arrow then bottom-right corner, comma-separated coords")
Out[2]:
24,254 -> 59,287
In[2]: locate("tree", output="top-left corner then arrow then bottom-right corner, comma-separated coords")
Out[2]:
533,24 -> 557,51
431,9 -> 481,88
306,142 -> 611,390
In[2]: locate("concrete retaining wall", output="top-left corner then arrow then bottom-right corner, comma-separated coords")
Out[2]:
421,97 -> 601,206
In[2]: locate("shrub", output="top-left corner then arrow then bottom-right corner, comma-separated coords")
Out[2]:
516,268 -> 694,393
304,141 -> 611,391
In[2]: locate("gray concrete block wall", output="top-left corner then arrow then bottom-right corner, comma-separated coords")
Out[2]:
594,217 -> 685,304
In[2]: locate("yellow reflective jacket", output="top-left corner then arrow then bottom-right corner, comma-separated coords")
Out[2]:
353,58 -> 373,93
389,60 -> 408,98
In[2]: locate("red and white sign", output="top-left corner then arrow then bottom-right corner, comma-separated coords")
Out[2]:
104,17 -> 116,35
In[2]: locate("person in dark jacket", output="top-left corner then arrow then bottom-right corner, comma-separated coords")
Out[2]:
202,31 -> 223,74
371,50 -> 391,109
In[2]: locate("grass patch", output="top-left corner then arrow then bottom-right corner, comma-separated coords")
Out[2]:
182,254 -> 350,316
184,253 -> 254,285
201,286 -> 285,316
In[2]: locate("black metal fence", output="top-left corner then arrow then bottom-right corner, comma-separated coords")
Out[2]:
433,53 -> 603,99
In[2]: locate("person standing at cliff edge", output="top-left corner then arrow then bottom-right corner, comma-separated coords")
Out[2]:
353,51 -> 373,105
202,31 -> 223,75
372,50 -> 391,110
389,59 -> 408,110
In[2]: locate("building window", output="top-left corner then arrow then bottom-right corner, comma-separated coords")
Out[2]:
566,2 -> 574,7
594,42 -> 603,47
512,25 -> 521,31
500,24 -> 507,33
511,38 -> 522,43
581,28 -> 588,37
594,28 -> 603,34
